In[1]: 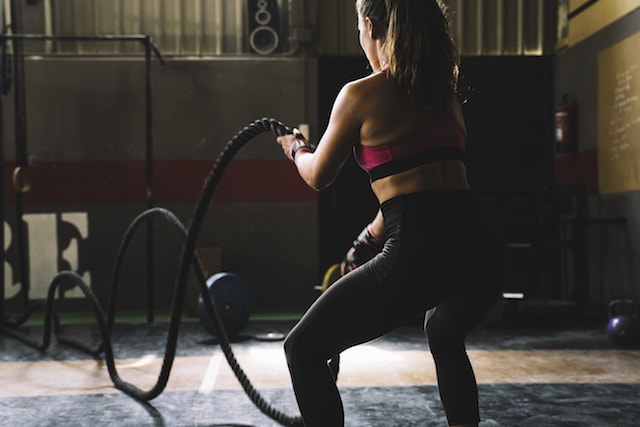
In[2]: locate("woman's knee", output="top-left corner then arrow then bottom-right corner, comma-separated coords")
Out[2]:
284,324 -> 318,366
425,315 -> 465,356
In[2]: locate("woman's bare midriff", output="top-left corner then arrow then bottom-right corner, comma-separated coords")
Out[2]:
371,159 -> 470,204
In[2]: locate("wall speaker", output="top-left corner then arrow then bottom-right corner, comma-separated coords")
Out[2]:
247,0 -> 280,55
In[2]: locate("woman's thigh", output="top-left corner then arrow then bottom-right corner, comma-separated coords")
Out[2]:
286,264 -> 435,360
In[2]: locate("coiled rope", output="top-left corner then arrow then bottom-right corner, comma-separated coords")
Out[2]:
1,118 -> 306,426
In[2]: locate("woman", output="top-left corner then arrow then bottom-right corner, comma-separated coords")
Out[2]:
276,1 -> 507,426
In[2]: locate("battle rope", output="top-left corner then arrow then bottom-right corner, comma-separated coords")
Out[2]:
1,118 -> 309,426
166,117 -> 306,425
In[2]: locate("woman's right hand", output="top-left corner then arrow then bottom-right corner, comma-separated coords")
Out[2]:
340,223 -> 384,275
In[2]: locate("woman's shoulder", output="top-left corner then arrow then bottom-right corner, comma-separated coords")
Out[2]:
342,72 -> 395,102
351,70 -> 391,88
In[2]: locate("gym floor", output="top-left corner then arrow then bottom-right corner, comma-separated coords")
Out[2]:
1,305 -> 640,427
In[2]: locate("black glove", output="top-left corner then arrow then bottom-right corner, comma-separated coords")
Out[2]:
341,224 -> 384,275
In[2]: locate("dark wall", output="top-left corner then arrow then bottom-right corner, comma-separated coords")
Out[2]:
461,56 -> 558,301
461,56 -> 554,191
2,57 -> 320,317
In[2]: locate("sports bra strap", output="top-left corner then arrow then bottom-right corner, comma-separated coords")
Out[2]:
366,146 -> 465,182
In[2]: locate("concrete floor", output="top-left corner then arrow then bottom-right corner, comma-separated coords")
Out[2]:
1,307 -> 640,426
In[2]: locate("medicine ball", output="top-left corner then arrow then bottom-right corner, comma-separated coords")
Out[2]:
607,299 -> 640,347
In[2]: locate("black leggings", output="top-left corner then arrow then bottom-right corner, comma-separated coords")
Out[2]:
284,190 -> 508,426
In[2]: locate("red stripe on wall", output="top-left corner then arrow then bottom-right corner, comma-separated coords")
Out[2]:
154,159 -> 317,203
554,148 -> 598,195
2,159 -> 317,205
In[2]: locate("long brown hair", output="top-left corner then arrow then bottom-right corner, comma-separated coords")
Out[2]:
357,0 -> 460,111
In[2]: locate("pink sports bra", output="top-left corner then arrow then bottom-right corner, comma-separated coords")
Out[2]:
354,113 -> 466,182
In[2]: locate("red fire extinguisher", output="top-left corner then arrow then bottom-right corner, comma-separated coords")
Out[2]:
555,94 -> 576,153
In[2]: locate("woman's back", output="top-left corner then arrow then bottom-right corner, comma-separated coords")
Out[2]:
348,70 -> 470,202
